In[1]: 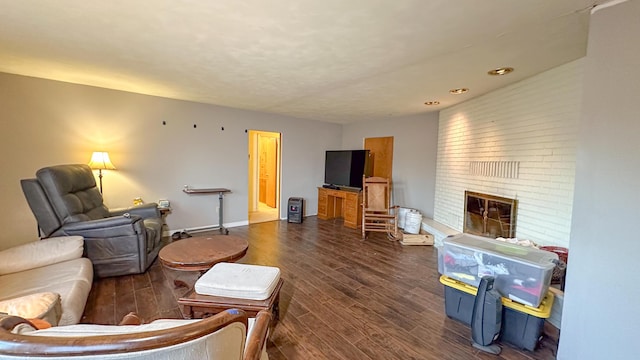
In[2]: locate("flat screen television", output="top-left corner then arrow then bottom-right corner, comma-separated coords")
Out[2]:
324,150 -> 371,189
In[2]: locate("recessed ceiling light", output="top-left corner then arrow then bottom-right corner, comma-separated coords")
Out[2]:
449,88 -> 469,95
424,101 -> 440,105
488,67 -> 514,76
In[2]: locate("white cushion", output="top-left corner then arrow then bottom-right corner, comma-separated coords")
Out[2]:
0,292 -> 62,326
28,319 -> 204,337
20,320 -> 249,360
0,236 -> 84,276
11,317 -> 268,360
195,263 -> 280,300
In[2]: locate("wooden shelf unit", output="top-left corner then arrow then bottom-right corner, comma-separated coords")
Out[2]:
317,187 -> 362,229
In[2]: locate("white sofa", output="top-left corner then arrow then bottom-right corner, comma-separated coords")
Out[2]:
0,236 -> 93,326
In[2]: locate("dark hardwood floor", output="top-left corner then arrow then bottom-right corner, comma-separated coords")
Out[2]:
82,216 -> 559,360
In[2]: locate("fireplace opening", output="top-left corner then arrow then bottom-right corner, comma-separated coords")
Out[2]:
464,191 -> 517,238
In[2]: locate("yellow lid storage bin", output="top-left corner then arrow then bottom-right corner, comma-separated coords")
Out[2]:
440,275 -> 554,351
439,275 -> 554,318
440,233 -> 558,307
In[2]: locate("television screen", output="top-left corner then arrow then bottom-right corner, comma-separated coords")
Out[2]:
324,150 -> 371,189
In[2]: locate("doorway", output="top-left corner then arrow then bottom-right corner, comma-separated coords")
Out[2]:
248,130 -> 281,224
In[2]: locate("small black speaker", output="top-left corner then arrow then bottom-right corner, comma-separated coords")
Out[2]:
287,197 -> 304,223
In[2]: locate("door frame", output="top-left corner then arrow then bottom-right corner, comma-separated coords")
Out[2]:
248,130 -> 282,222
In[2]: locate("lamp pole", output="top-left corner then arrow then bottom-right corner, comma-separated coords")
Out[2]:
97,169 -> 104,193
88,151 -> 115,194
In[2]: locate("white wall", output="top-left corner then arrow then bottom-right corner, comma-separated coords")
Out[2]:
434,60 -> 583,247
341,113 -> 439,218
0,73 -> 341,250
559,1 -> 640,358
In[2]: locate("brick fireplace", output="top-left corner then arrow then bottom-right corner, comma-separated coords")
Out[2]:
464,191 -> 517,238
434,60 -> 581,247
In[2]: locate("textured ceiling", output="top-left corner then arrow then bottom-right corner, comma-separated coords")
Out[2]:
0,0 -> 604,123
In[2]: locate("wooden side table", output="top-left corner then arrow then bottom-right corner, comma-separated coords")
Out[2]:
158,207 -> 171,237
178,278 -> 283,320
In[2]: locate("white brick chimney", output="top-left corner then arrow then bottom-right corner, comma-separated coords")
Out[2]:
434,60 -> 582,247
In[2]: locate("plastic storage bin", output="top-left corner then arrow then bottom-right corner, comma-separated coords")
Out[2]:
539,246 -> 568,287
440,275 -> 554,351
440,233 -> 558,307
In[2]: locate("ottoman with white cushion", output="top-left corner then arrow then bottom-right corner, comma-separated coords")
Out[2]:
179,263 -> 283,320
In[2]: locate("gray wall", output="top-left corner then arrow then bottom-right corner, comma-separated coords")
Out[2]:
559,1 -> 640,358
0,73 -> 341,249
341,113 -> 439,218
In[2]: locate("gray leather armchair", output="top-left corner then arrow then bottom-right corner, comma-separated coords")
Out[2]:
21,164 -> 163,278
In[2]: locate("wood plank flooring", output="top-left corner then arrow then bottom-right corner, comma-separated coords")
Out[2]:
82,217 -> 559,360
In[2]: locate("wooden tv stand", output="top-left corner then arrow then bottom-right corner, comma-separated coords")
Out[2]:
317,187 -> 362,229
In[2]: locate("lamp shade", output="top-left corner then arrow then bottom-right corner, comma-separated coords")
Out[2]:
88,152 -> 116,170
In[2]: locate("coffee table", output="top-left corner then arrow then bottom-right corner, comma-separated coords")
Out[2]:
178,278 -> 283,320
159,235 -> 248,287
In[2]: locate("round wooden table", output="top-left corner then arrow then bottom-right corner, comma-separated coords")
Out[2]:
159,235 -> 249,272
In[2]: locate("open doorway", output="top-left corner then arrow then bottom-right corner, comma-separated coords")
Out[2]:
248,130 -> 281,224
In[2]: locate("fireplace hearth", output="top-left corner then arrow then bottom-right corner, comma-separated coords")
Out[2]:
464,191 -> 517,238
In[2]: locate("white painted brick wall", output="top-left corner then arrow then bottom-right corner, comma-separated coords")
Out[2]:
434,60 -> 583,247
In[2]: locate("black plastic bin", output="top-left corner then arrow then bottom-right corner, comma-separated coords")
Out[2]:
440,275 -> 554,351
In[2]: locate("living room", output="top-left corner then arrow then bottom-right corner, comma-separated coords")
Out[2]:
1,1 -> 639,359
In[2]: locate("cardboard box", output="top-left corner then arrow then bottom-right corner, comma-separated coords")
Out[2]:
400,231 -> 434,246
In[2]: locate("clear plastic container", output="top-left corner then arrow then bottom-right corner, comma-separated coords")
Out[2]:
440,233 -> 558,307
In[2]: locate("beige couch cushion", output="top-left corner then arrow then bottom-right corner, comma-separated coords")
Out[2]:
0,292 -> 62,326
0,236 -> 84,276
0,257 -> 93,326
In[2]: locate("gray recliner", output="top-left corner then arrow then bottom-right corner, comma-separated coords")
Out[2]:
21,164 -> 163,278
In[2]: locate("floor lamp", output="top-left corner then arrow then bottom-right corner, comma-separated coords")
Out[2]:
88,151 -> 116,193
